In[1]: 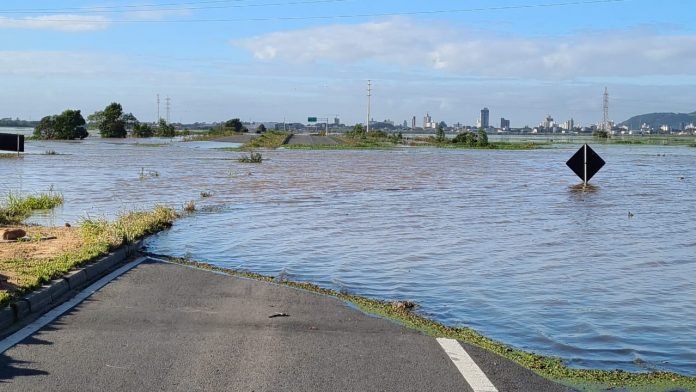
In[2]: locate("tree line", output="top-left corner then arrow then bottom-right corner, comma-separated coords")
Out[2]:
33,102 -> 177,140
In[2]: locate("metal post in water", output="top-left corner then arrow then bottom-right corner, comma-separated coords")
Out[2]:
583,143 -> 587,185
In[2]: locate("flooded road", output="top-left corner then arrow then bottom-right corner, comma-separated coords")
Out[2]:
2,136 -> 695,375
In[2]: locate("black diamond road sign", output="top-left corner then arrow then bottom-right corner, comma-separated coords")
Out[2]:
0,133 -> 24,152
566,144 -> 605,184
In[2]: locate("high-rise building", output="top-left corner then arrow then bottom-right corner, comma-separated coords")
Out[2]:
423,113 -> 436,129
403,120 -> 408,128
500,118 -> 510,129
542,115 -> 554,129
480,108 -> 490,129
412,116 -> 416,129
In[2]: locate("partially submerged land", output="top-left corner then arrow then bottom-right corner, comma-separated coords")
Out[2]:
210,129 -> 546,151
2,147 -> 695,391
0,193 -> 176,305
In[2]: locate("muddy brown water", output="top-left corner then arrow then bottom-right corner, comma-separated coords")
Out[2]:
2,136 -> 695,375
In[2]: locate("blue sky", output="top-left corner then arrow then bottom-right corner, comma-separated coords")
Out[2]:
1,0 -> 695,127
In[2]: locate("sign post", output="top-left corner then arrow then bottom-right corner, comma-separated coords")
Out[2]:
566,144 -> 605,185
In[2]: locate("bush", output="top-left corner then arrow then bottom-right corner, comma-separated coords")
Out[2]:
238,152 -> 263,163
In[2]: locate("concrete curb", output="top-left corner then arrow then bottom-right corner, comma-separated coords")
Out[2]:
0,240 -> 143,335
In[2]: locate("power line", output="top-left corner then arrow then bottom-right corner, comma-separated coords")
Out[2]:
0,0 -> 348,15
0,0 -> 628,23
0,0 -> 266,13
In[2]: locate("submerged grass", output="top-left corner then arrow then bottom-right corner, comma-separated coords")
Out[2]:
0,192 -> 64,225
240,132 -> 289,150
238,152 -> 263,163
159,256 -> 695,392
0,206 -> 177,306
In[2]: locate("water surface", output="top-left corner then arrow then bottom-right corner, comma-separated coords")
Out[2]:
3,139 -> 694,375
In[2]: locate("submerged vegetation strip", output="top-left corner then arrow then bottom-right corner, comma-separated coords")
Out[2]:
0,192 -> 64,225
158,256 -> 694,392
0,206 -> 177,306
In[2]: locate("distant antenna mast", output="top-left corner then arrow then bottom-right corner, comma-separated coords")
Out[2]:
157,94 -> 160,122
165,96 -> 171,123
603,87 -> 609,132
366,80 -> 371,133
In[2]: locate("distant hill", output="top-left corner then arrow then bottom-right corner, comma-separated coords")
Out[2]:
620,112 -> 696,130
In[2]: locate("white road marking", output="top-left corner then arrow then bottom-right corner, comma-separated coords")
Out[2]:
0,257 -> 148,354
437,338 -> 498,392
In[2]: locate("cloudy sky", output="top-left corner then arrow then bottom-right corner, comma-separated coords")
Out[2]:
1,0 -> 695,127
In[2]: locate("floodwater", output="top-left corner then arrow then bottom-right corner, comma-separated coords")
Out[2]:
2,137 -> 695,375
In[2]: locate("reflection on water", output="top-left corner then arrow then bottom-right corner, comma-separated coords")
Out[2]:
3,138 -> 695,375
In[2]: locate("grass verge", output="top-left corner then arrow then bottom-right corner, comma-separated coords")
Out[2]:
159,256 -> 695,392
0,206 -> 177,306
0,192 -> 64,225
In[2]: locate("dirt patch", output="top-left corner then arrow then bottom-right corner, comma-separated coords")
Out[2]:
0,226 -> 83,261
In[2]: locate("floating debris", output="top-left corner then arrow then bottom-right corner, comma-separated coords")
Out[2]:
391,301 -> 416,311
269,312 -> 289,318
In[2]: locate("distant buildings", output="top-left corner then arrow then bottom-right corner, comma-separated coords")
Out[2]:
542,115 -> 555,129
423,113 -> 436,129
412,116 -> 417,129
500,118 -> 510,130
480,108 -> 490,129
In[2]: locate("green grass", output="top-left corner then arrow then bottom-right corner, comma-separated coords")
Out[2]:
238,152 -> 263,163
0,192 -> 64,225
0,205 -> 178,306
240,132 -> 290,150
689,143 -> 696,147
0,153 -> 21,159
157,256 -> 695,392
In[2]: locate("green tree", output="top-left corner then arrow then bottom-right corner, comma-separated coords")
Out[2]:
452,131 -> 476,146
34,110 -> 88,140
122,113 -> 139,132
224,118 -> 246,133
346,124 -> 366,139
132,122 -> 154,138
155,119 -> 176,137
97,103 -> 126,138
477,129 -> 489,147
435,124 -> 446,143
256,124 -> 267,134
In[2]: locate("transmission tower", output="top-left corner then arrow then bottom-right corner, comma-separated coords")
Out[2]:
157,94 -> 160,122
603,87 -> 609,132
366,80 -> 372,133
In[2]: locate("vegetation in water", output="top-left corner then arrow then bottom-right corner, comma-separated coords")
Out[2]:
0,206 -> 177,305
238,151 -> 263,163
34,109 -> 89,140
240,131 -> 289,150
183,200 -> 196,213
157,256 -> 696,392
0,192 -> 64,225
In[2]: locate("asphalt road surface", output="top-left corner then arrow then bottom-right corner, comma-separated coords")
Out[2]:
0,259 -> 574,391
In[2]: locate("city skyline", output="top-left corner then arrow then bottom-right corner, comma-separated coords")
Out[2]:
1,0 -> 696,126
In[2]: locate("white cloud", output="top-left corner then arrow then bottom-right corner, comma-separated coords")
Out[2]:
0,15 -> 110,32
234,18 -> 696,80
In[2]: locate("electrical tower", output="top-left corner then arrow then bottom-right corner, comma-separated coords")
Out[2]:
603,87 -> 609,132
165,96 -> 171,123
157,94 -> 160,122
366,80 -> 371,133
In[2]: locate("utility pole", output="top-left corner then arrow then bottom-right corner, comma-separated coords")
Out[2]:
157,94 -> 160,122
603,87 -> 609,132
166,96 -> 171,123
367,80 -> 371,133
